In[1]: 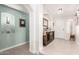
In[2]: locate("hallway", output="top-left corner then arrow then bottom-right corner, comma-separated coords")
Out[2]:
41,39 -> 79,55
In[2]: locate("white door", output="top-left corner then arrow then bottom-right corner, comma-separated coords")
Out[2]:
54,19 -> 66,39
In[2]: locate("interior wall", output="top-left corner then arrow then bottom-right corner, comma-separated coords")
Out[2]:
0,4 -> 29,50
49,16 -> 53,31
43,11 -> 53,31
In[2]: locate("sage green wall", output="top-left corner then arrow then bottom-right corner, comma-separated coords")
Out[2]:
0,5 -> 29,50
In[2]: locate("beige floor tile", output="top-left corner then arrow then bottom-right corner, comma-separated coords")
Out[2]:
41,39 -> 79,55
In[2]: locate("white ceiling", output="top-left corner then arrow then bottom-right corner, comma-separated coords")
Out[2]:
43,4 -> 79,19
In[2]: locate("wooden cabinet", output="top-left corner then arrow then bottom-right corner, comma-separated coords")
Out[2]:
43,31 -> 54,46
43,17 -> 54,46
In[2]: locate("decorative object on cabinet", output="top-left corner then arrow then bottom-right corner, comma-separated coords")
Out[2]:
20,19 -> 25,27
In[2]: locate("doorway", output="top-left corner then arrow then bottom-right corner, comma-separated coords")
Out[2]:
54,19 -> 66,39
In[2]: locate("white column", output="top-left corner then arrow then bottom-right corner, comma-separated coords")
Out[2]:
29,4 -> 43,54
76,26 -> 79,45
65,20 -> 71,40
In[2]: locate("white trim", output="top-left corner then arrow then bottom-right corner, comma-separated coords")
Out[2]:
0,41 -> 29,52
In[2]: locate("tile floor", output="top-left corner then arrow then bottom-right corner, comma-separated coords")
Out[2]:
1,39 -> 78,55
0,43 -> 33,55
41,39 -> 79,55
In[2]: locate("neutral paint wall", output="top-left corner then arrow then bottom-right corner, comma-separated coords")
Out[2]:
0,5 -> 29,50
43,8 -> 53,31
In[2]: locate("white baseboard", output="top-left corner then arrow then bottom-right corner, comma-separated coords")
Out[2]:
0,41 -> 29,52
